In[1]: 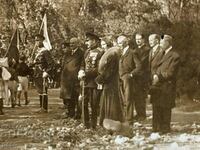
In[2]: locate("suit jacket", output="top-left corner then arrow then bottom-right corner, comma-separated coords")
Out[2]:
134,44 -> 150,87
119,47 -> 141,79
60,48 -> 84,99
154,49 -> 180,108
149,45 -> 163,80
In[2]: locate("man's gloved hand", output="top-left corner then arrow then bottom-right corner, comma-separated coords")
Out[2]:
42,72 -> 49,78
78,70 -> 85,80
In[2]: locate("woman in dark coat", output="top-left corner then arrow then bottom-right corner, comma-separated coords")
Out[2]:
96,45 -> 124,130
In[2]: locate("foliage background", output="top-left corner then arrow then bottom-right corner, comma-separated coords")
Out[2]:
0,0 -> 200,102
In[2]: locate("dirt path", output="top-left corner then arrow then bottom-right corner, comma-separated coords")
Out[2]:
1,88 -> 200,150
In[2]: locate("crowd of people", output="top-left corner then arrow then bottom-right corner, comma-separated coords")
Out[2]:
0,31 -> 180,135
59,31 -> 180,134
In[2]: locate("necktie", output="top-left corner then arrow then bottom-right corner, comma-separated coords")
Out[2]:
163,50 -> 165,55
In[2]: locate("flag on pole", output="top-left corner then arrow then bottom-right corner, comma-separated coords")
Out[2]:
5,28 -> 19,63
40,13 -> 52,50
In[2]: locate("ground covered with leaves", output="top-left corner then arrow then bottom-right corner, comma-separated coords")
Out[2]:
1,89 -> 200,150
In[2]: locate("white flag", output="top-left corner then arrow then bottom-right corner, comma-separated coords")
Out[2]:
41,13 -> 52,50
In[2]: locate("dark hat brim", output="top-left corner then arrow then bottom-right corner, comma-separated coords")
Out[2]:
85,32 -> 100,41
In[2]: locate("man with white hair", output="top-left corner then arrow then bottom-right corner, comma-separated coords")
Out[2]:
118,35 -> 142,125
148,34 -> 163,132
148,34 -> 162,80
152,34 -> 180,134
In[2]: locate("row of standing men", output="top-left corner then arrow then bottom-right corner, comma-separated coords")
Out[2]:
32,32 -> 180,134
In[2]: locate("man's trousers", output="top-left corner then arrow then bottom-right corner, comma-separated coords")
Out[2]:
82,87 -> 100,129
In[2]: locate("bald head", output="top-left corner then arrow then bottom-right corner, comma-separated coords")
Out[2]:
160,34 -> 173,50
148,34 -> 160,48
117,35 -> 129,49
70,37 -> 79,49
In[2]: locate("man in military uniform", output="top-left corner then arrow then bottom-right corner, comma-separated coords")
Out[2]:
134,33 -> 150,121
33,34 -> 54,112
78,32 -> 103,129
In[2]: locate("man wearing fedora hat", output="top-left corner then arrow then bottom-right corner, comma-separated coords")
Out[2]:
33,34 -> 54,113
152,34 -> 180,134
78,32 -> 104,129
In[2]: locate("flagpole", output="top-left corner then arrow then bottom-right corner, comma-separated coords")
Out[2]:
17,29 -> 20,50
30,13 -> 46,60
39,15 -> 45,34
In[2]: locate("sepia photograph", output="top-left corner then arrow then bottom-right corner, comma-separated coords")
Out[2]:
0,0 -> 200,149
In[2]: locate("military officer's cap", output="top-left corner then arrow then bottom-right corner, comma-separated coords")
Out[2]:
85,32 -> 100,41
35,34 -> 45,41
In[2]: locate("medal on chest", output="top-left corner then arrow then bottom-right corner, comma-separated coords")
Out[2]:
86,51 -> 98,68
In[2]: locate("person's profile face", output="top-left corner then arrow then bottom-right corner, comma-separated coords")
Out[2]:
101,40 -> 107,50
70,42 -> 77,50
85,38 -> 95,49
117,37 -> 127,49
149,36 -> 158,48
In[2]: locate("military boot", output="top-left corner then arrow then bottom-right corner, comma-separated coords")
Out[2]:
39,95 -> 42,108
43,95 -> 48,112
0,98 -> 4,115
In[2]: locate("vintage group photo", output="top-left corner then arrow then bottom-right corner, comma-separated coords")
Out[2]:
0,0 -> 200,149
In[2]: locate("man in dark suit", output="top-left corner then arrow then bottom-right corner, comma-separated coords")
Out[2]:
152,35 -> 180,134
134,33 -> 150,121
148,34 -> 163,132
118,35 -> 142,125
60,37 -> 84,119
78,32 -> 103,129
33,34 -> 54,112
149,34 -> 162,76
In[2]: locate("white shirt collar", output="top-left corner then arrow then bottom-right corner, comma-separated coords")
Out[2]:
165,46 -> 172,55
122,46 -> 129,55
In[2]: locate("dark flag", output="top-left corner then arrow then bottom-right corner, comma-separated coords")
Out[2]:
5,28 -> 20,63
